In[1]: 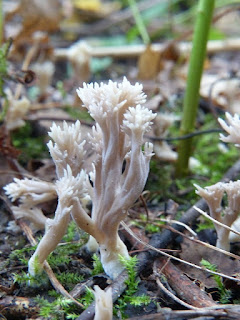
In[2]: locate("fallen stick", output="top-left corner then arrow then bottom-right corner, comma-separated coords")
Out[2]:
54,38 -> 240,60
126,305 -> 240,320
154,257 -> 216,308
0,296 -> 39,319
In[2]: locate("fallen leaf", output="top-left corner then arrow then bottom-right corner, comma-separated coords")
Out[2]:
138,45 -> 161,80
179,237 -> 240,289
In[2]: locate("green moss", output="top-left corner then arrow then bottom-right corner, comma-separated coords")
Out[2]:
47,241 -> 85,269
35,295 -> 82,320
11,122 -> 49,163
193,140 -> 239,184
91,253 -> 104,276
64,106 -> 93,122
201,259 -> 232,303
55,272 -> 84,290
13,270 -> 48,287
79,286 -> 94,310
114,255 -> 152,318
196,216 -> 214,232
62,221 -> 82,243
10,244 -> 37,265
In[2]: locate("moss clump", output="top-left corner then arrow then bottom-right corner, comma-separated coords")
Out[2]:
64,106 -> 93,122
11,121 -> 49,164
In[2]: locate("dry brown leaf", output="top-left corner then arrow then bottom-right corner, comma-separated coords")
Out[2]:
0,125 -> 21,159
161,42 -> 180,62
5,0 -> 62,49
179,237 -> 240,288
138,45 -> 162,80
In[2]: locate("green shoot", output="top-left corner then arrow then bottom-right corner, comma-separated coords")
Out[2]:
119,255 -> 139,295
80,286 -> 94,310
201,259 -> 231,303
13,270 -> 47,287
63,220 -> 80,242
115,255 -> 151,318
35,295 -> 81,320
128,0 -> 150,45
56,80 -> 67,98
10,245 -> 37,265
129,294 -> 151,307
0,0 -> 2,45
91,253 -> 104,276
176,0 -> 215,176
0,39 -> 12,121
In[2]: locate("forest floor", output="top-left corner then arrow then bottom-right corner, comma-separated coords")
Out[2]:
1,1 -> 240,319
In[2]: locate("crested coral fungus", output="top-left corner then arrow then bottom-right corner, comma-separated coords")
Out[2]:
5,78 -> 156,279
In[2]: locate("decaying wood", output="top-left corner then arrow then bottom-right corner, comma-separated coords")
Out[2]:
126,305 -> 240,320
0,283 -> 15,295
154,257 -> 216,308
0,296 -> 39,318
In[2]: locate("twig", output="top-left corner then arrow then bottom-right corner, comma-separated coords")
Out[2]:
125,306 -> 237,320
25,114 -> 93,127
194,206 -> 240,238
162,223 -> 240,262
156,218 -> 197,237
154,273 -> 200,310
153,259 -> 216,309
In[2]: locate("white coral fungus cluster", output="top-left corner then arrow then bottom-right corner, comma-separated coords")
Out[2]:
195,181 -> 240,251
218,112 -> 240,147
194,111 -> 240,251
4,77 -> 156,280
4,89 -> 30,130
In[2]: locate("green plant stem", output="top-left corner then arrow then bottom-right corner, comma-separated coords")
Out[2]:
175,0 -> 215,177
128,0 -> 150,45
0,0 -> 2,46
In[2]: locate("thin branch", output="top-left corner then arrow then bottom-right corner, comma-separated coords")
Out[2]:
194,206 -> 240,238
156,218 -> 197,237
153,263 -> 202,310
